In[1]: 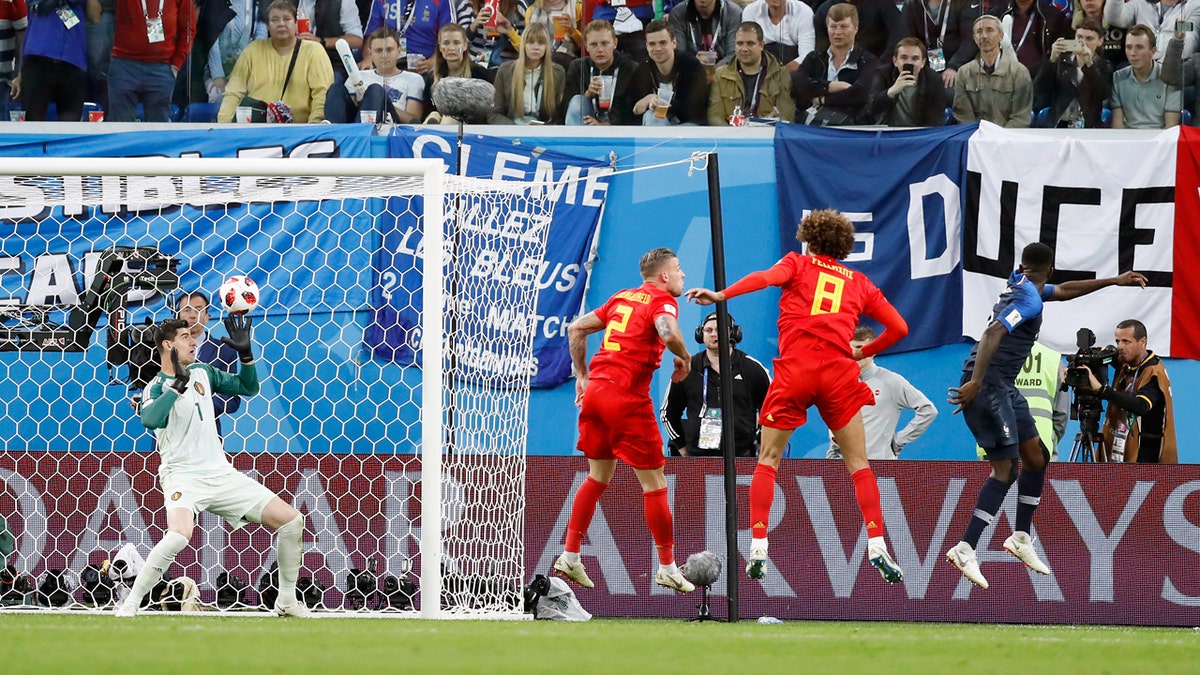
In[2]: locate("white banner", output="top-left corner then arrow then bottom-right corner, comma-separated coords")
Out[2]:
963,122 -> 1177,354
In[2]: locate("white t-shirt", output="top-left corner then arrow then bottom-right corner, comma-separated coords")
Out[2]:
348,69 -> 426,106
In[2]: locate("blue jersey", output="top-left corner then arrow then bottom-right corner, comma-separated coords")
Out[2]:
964,271 -> 1055,382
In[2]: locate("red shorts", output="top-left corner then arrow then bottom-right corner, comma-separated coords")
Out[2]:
576,379 -> 665,470
759,351 -> 875,432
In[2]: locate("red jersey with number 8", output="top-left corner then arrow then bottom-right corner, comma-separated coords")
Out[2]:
750,252 -> 890,357
587,282 -> 679,393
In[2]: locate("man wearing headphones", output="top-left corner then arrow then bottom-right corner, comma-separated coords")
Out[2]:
661,312 -> 772,457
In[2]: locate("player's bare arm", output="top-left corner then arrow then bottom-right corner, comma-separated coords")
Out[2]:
949,321 -> 1006,412
1048,271 -> 1147,301
568,311 -> 604,405
654,314 -> 691,382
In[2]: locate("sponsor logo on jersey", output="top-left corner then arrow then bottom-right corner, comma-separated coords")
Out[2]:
195,382 -> 206,395
171,491 -> 182,501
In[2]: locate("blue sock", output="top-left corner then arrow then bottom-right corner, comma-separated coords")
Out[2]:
1014,467 -> 1045,534
962,477 -> 1012,548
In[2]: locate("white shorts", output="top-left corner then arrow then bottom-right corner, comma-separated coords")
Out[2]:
161,471 -> 276,530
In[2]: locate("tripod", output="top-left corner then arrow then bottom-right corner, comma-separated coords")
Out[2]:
1069,415 -> 1109,461
685,585 -> 726,623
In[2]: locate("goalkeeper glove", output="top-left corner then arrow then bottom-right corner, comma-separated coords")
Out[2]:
221,315 -> 255,363
168,348 -> 191,394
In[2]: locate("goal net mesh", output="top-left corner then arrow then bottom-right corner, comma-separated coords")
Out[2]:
0,165 -> 554,618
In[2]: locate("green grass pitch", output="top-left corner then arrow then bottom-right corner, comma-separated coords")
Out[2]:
1,614 -> 1194,673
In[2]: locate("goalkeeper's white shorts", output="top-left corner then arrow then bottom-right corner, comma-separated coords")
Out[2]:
161,470 -> 276,530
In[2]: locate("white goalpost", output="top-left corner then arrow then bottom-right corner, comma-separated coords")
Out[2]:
0,157 -> 555,619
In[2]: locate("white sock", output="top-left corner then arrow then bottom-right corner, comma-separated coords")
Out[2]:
660,562 -> 679,576
562,551 -> 580,565
751,537 -> 769,554
125,531 -> 188,607
868,536 -> 887,553
276,515 -> 304,606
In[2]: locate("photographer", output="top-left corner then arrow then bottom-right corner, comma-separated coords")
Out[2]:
1033,18 -> 1112,128
660,312 -> 771,457
1079,320 -> 1177,463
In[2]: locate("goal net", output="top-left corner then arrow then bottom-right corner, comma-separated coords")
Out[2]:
0,157 -> 556,619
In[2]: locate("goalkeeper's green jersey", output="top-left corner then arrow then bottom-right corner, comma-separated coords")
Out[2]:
140,363 -> 260,478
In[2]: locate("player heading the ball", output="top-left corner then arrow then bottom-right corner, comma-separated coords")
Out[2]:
687,209 -> 909,585
115,314 -> 310,617
554,248 -> 696,594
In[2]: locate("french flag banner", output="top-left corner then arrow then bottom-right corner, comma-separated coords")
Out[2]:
962,122 -> 1177,355
1171,126 -> 1200,359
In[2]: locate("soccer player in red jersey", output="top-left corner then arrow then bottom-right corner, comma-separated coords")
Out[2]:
687,209 -> 909,583
553,248 -> 697,593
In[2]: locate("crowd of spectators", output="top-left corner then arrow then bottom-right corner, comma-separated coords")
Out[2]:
0,0 -> 1194,127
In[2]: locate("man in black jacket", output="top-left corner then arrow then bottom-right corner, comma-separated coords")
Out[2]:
793,2 -> 878,124
866,36 -> 948,125
561,19 -> 639,125
630,19 -> 710,125
661,312 -> 771,457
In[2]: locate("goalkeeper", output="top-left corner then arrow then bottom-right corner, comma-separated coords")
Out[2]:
115,317 -> 309,618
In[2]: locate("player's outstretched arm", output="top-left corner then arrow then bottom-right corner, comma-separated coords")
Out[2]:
1049,271 -> 1147,301
568,311 -> 604,406
654,314 -> 691,383
685,265 -> 791,305
949,321 -> 1006,413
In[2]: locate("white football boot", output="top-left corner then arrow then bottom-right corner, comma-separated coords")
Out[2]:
946,541 -> 989,589
1003,532 -> 1051,575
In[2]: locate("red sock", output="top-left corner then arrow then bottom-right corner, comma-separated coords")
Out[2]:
564,477 -> 608,553
749,463 -> 778,540
643,487 -> 675,565
851,467 -> 885,539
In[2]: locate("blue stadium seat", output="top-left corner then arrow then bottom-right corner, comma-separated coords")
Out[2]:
1101,107 -> 1112,128
184,103 -> 219,123
1184,109 -> 1193,126
1034,107 -> 1051,127
944,107 -> 954,125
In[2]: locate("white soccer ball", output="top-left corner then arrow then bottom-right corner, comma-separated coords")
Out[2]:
218,275 -> 260,315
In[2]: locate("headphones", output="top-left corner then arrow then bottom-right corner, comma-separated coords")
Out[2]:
694,311 -> 742,345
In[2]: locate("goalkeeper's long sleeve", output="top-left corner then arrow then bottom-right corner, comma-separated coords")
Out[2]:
140,380 -> 179,430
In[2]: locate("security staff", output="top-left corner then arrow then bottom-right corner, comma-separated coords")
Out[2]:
1083,319 -> 1177,463
660,312 -> 772,457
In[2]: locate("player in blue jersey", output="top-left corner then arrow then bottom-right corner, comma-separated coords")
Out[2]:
946,243 -> 1146,589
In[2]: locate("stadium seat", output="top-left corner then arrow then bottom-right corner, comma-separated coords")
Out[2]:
944,107 -> 954,125
1183,109 -> 1193,127
1034,107 -> 1051,127
1100,108 -> 1112,128
184,103 -> 219,123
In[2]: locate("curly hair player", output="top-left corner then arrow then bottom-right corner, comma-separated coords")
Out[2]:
687,209 -> 909,584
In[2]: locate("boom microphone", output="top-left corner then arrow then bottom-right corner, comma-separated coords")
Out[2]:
431,77 -> 495,124
335,38 -> 364,88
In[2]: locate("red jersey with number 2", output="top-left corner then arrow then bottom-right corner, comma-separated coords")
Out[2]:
587,282 -> 679,394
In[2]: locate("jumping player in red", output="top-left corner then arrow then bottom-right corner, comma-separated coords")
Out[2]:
687,209 -> 909,583
553,248 -> 696,593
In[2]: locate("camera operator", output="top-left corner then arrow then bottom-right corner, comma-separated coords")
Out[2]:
1078,319 -> 1177,463
660,312 -> 772,457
